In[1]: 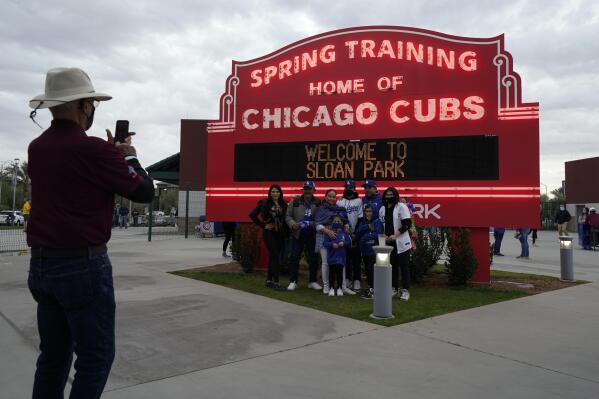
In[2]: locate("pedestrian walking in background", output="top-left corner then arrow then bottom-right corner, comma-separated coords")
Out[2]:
379,187 -> 412,301
516,228 -> 531,259
118,204 -> 129,228
26,67 -> 154,398
530,228 -> 538,245
222,221 -> 236,258
493,227 -> 505,256
285,181 -> 321,291
555,204 -> 571,237
578,207 -> 589,248
22,198 -> 31,232
249,184 -> 288,290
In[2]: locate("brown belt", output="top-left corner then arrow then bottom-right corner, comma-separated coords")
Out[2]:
31,244 -> 107,259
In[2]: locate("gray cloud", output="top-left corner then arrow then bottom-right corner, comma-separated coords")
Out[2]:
1,0 -> 597,193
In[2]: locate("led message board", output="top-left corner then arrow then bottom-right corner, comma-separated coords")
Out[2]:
205,26 -> 540,228
234,135 -> 499,181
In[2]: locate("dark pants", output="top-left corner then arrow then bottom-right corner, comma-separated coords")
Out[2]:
493,231 -> 505,254
28,254 -> 116,399
222,222 -> 236,252
345,245 -> 362,283
329,264 -> 344,290
363,254 -> 375,288
531,229 -> 538,244
289,230 -> 318,283
263,230 -> 283,282
519,228 -> 530,257
390,245 -> 411,290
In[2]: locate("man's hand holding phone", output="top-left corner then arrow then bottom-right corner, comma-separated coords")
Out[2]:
106,129 -> 137,158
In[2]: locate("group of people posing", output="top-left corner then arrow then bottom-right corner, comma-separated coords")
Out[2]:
249,179 -> 412,300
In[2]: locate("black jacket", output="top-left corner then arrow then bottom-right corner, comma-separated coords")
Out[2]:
249,198 -> 288,235
555,210 -> 571,224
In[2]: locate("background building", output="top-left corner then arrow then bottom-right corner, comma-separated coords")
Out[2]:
565,156 -> 599,231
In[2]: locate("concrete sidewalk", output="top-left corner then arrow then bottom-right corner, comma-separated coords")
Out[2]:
1,229 -> 598,398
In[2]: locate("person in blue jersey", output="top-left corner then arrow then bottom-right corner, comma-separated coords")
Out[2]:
336,179 -> 363,291
355,204 -> 383,299
361,179 -> 383,216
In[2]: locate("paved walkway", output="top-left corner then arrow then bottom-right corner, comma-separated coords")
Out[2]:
1,229 -> 597,398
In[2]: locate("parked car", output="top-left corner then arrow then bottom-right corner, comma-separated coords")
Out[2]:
0,211 -> 25,226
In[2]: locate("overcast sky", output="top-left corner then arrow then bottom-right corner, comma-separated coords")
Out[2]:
1,0 -> 597,194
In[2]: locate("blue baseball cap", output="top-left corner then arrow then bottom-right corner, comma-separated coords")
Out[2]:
344,179 -> 356,188
362,179 -> 377,188
303,181 -> 316,189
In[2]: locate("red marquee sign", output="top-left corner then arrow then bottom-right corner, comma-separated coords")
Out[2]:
205,26 -> 540,230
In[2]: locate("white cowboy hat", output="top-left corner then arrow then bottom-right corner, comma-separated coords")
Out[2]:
29,67 -> 111,109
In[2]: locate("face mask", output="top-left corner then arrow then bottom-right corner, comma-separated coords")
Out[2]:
331,222 -> 342,229
81,102 -> 95,130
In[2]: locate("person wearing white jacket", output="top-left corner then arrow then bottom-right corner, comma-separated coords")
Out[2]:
378,187 -> 412,301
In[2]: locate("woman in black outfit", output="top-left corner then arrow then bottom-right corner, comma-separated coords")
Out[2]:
249,184 -> 288,289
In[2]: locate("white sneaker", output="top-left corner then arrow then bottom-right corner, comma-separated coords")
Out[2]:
353,280 -> 361,290
328,288 -> 336,296
337,288 -> 344,296
323,283 -> 330,295
392,288 -> 399,297
308,282 -> 322,290
343,287 -> 356,295
400,289 -> 410,301
344,278 -> 352,289
287,282 -> 298,291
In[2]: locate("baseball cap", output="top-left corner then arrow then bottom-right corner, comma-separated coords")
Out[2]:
303,181 -> 316,189
344,179 -> 356,187
362,179 -> 377,188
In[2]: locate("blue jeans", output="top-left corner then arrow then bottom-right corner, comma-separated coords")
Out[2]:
518,228 -> 530,257
493,230 -> 505,254
289,230 -> 318,283
28,254 -> 116,399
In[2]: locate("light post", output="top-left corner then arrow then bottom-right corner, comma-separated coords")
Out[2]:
540,182 -> 548,197
370,237 -> 394,320
12,158 -> 19,211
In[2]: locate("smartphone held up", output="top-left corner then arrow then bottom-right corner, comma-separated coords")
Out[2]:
114,120 -> 136,144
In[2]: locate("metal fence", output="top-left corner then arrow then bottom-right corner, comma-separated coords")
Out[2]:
0,226 -> 27,252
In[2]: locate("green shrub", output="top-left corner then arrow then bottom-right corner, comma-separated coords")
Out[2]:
445,227 -> 477,285
231,226 -> 241,262
237,224 -> 260,273
410,227 -> 446,283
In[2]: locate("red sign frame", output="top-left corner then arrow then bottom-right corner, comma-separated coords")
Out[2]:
205,26 -> 539,229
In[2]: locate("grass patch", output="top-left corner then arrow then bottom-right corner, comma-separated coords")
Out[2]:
172,270 -> 528,327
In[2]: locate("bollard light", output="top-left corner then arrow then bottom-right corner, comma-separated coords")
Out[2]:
376,248 -> 391,266
559,236 -> 572,249
559,236 -> 574,281
371,245 -> 394,320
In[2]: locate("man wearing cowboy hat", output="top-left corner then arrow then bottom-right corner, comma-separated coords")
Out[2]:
26,67 -> 154,398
